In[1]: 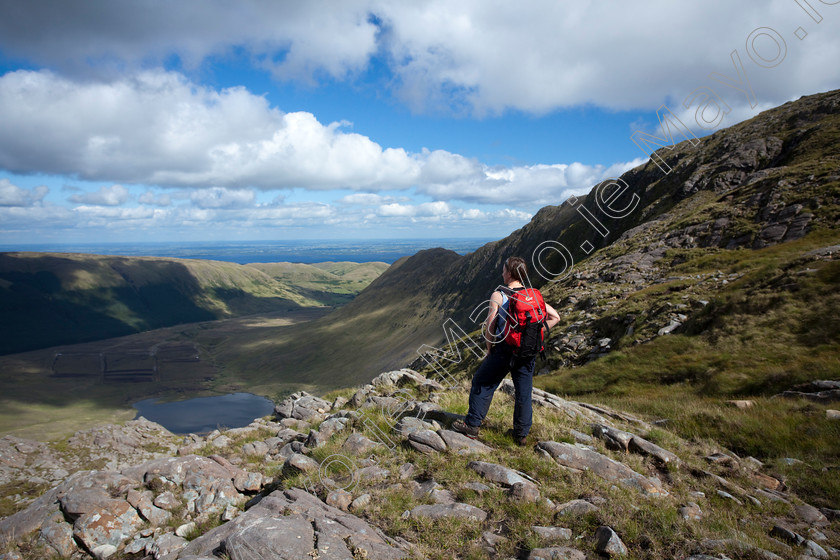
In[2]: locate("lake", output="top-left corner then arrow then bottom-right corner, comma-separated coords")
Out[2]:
133,392 -> 275,434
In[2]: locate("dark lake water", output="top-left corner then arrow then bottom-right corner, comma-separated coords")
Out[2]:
133,392 -> 275,434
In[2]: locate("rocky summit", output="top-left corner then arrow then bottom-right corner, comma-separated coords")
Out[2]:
1,368 -> 838,559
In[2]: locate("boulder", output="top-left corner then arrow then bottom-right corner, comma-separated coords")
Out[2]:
342,432 -> 381,456
72,499 -> 144,551
554,499 -> 599,517
287,453 -> 320,474
537,441 -> 667,497
438,430 -> 493,454
595,526 -> 627,557
468,461 -> 538,487
274,392 -> 331,421
410,502 -> 488,521
408,430 -> 447,454
532,526 -> 572,542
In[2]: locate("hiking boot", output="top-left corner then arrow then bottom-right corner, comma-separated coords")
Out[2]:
452,419 -> 479,439
507,429 -> 529,446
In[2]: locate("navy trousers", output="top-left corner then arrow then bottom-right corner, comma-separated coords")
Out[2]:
464,344 -> 536,438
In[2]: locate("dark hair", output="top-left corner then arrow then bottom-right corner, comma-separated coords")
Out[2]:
504,256 -> 527,282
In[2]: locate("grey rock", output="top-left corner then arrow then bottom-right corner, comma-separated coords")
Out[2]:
595,526 -> 627,557
242,440 -> 269,456
91,544 -> 117,559
153,491 -> 179,510
796,504 -> 830,527
628,436 -> 680,465
408,430 -> 447,453
510,481 -> 541,502
233,471 -> 263,493
274,391 -> 331,421
350,493 -> 371,511
175,522 -> 197,538
527,547 -> 586,560
410,502 -> 488,521
701,538 -> 784,560
150,532 -> 188,558
210,435 -> 232,448
127,489 -> 172,526
398,462 -> 416,480
394,415 -> 436,437
569,429 -> 593,444
37,512 -> 76,557
537,441 -> 667,496
72,499 -> 144,550
371,368 -> 429,387
181,488 -> 408,560
803,540 -> 829,559
276,441 -> 309,460
287,453 -> 320,473
532,526 -> 572,542
410,479 -> 442,499
342,432 -> 381,456
716,489 -> 743,506
678,502 -> 703,521
591,424 -> 633,452
468,460 -> 537,487
315,417 -> 350,440
124,536 -> 152,554
0,486 -> 61,543
554,499 -> 599,517
438,429 -> 493,454
353,465 -> 387,483
326,489 -> 353,511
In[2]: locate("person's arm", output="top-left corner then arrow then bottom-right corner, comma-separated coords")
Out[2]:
484,290 -> 504,354
545,302 -> 561,331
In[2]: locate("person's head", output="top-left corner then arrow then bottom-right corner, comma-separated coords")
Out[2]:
504,256 -> 527,283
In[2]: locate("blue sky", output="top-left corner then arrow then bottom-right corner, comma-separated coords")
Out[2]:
1,1 -> 839,244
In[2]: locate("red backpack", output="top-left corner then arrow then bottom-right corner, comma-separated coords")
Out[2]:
501,286 -> 548,359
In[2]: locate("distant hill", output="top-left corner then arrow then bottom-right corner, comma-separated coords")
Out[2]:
0,254 -> 386,355
247,261 -> 389,307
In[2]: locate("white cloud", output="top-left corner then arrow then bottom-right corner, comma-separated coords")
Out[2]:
1,1 -> 837,117
376,201 -> 452,218
0,70 -> 421,191
190,187 -> 255,209
337,193 -> 389,205
0,179 -> 48,207
138,190 -> 172,207
0,70 -> 648,209
418,158 -> 647,206
68,184 -> 129,206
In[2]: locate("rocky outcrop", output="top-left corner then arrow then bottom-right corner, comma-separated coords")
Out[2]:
180,488 -> 412,560
2,370 -> 839,559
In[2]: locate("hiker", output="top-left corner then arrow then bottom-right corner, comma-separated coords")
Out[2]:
453,256 -> 560,446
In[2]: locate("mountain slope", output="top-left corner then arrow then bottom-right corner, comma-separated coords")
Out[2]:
0,253 -> 318,355
217,88 -> 840,394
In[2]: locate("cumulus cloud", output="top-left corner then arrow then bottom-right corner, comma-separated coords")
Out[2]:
0,69 -> 646,208
2,1 -> 837,117
190,187 -> 256,209
0,179 -> 48,207
138,191 -> 172,207
418,158 -> 647,206
0,70 -> 421,191
68,184 -> 129,206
